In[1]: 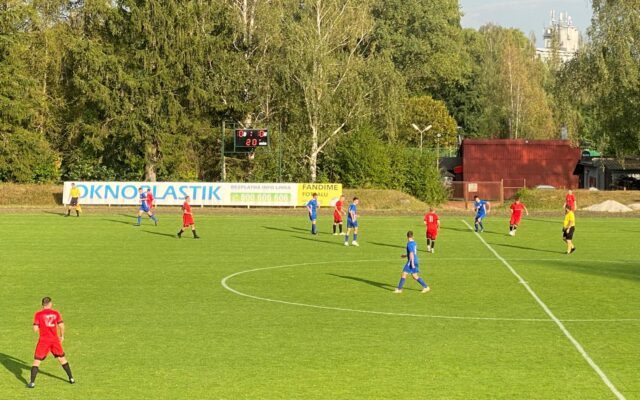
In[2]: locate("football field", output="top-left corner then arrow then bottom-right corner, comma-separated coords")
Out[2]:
1,211 -> 639,399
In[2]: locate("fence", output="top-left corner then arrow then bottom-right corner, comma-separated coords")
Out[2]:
449,179 -> 526,208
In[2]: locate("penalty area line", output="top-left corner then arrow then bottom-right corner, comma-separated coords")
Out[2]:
462,220 -> 626,400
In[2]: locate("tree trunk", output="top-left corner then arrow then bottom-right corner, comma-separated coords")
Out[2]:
145,142 -> 158,182
309,126 -> 319,182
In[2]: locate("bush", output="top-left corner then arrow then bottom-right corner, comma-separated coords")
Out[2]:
0,128 -> 60,183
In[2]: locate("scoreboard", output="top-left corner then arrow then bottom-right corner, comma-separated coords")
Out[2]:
234,129 -> 269,150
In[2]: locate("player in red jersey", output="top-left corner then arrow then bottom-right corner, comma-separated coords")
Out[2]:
146,188 -> 155,210
565,190 -> 576,211
177,196 -> 200,239
509,197 -> 529,236
28,297 -> 75,388
332,195 -> 345,236
423,207 -> 440,253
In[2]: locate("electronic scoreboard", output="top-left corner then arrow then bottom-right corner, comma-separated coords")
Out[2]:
234,129 -> 269,150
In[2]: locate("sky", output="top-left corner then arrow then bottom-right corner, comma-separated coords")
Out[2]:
460,0 -> 593,45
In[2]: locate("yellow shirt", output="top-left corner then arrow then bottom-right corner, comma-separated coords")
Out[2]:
563,211 -> 575,228
70,187 -> 80,198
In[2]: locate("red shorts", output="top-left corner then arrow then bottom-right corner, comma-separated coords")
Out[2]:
34,340 -> 64,360
510,216 -> 522,225
183,214 -> 194,227
426,229 -> 438,240
334,212 -> 343,223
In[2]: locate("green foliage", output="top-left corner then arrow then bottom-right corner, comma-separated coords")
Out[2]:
402,96 -> 458,147
402,150 -> 449,205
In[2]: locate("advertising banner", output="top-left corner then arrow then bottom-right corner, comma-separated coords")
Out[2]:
297,183 -> 343,207
62,182 -> 300,206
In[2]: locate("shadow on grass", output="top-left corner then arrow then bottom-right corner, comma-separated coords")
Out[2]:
0,353 -> 67,385
491,243 -> 563,254
262,226 -> 301,234
102,218 -> 134,226
142,230 -> 177,238
440,226 -> 469,233
528,259 -> 640,282
292,235 -> 344,247
327,273 -> 418,292
368,241 -> 404,250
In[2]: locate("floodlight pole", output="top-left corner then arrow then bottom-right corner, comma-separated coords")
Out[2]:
436,133 -> 442,170
411,123 -> 433,154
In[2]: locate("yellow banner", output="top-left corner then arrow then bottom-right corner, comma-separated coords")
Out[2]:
298,183 -> 343,207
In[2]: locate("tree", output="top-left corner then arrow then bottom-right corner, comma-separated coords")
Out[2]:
401,96 -> 458,148
283,0 -> 374,182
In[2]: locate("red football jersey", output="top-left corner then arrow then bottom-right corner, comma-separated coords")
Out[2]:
566,194 -> 575,206
33,309 -> 62,342
510,202 -> 526,217
424,212 -> 439,229
335,200 -> 343,213
146,192 -> 154,206
182,202 -> 192,214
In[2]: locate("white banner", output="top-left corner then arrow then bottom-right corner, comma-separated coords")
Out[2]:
63,182 -> 300,206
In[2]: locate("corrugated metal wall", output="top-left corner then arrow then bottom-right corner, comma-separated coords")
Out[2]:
462,139 -> 580,194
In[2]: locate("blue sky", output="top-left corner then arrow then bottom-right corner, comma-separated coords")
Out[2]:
460,0 -> 593,45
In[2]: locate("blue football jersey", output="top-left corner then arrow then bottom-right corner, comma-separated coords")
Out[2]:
307,198 -> 318,213
139,192 -> 147,206
406,240 -> 419,266
348,203 -> 357,220
475,200 -> 487,214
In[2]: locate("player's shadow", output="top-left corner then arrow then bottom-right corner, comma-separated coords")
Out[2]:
327,274 -> 418,292
102,218 -> 134,225
0,353 -> 67,384
262,226 -> 303,234
42,211 -> 67,216
440,226 -> 468,232
143,230 -> 177,238
293,236 -> 344,246
368,241 -> 404,250
492,243 -> 563,254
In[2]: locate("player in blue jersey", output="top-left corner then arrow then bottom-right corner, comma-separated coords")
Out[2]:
473,195 -> 490,233
135,187 -> 158,226
306,193 -> 319,235
344,197 -> 360,246
394,231 -> 430,294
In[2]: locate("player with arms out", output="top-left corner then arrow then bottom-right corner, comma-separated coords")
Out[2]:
562,205 -> 576,254
473,195 -> 490,233
177,196 -> 200,239
423,207 -> 440,253
66,183 -> 81,217
344,197 -> 359,246
146,188 -> 155,211
135,187 -> 158,226
565,190 -> 577,211
394,231 -> 430,294
509,197 -> 529,236
306,193 -> 319,235
333,195 -> 345,235
28,297 -> 75,388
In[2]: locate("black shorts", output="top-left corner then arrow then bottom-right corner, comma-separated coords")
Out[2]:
563,226 -> 575,240
70,197 -> 79,206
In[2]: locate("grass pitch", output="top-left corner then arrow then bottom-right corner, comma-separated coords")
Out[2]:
0,211 -> 639,399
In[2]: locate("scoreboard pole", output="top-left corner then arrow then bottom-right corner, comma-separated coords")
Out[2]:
221,121 -> 226,182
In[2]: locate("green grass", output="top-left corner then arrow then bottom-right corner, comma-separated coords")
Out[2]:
1,211 -> 639,399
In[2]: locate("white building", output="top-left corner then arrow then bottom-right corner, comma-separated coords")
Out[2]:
536,10 -> 581,62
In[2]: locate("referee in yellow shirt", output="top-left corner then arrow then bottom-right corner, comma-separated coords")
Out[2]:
66,183 -> 81,217
562,205 -> 576,254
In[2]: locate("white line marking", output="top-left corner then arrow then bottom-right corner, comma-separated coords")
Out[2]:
221,259 -> 640,323
462,220 -> 626,400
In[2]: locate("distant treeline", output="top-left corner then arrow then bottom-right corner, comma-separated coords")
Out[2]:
0,1 -> 637,205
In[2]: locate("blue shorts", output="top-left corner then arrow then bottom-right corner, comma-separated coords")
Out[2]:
403,262 -> 420,274
309,213 -> 317,221
140,204 -> 150,213
475,213 -> 485,221
347,219 -> 358,228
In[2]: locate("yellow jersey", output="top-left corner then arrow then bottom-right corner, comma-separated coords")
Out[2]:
70,187 -> 80,198
563,211 -> 575,228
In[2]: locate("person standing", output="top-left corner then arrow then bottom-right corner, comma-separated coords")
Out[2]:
563,205 -> 576,254
423,208 -> 440,253
28,297 -> 75,388
306,193 -> 319,235
177,196 -> 200,239
333,195 -> 345,236
344,197 -> 359,246
394,231 -> 430,294
66,183 -> 81,217
146,188 -> 155,211
565,190 -> 577,211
